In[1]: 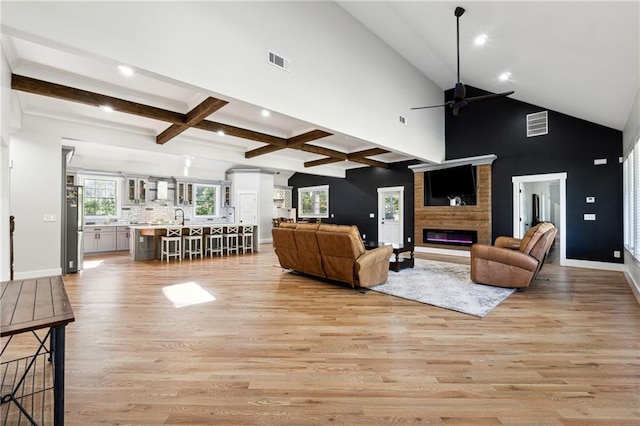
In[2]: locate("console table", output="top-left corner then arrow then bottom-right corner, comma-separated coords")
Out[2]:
364,242 -> 415,272
1,275 -> 75,425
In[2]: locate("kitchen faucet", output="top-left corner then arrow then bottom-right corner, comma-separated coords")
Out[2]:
174,208 -> 185,226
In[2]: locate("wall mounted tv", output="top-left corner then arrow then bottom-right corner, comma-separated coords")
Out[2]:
424,165 -> 477,206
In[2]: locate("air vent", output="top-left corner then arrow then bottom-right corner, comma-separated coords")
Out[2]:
399,115 -> 407,125
268,50 -> 290,72
526,111 -> 548,137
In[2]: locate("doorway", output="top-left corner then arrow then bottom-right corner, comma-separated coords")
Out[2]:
377,186 -> 404,245
512,173 -> 566,265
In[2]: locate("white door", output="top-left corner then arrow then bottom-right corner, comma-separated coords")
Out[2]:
377,186 -> 404,246
238,191 -> 257,224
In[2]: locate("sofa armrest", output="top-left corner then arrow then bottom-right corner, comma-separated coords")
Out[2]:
355,245 -> 393,287
494,236 -> 522,250
470,244 -> 539,288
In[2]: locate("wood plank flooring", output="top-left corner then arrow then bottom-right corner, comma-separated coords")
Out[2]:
3,245 -> 639,425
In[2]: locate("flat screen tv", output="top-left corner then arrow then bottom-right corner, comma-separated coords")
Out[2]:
428,165 -> 476,198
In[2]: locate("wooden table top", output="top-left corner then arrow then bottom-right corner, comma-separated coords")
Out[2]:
1,275 -> 75,337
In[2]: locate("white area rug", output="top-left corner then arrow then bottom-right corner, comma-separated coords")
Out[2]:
369,259 -> 515,318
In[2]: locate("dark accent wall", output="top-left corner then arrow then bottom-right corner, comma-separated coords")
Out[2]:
445,86 -> 623,263
288,161 -> 418,243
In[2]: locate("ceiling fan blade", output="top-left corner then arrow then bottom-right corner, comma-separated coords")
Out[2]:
411,101 -> 453,110
465,91 -> 515,104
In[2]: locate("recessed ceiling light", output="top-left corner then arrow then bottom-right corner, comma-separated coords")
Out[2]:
117,65 -> 134,76
217,130 -> 225,137
261,109 -> 270,117
474,34 -> 488,46
101,105 -> 113,113
499,72 -> 512,82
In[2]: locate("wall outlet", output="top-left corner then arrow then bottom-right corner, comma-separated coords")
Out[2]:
584,213 -> 596,221
407,237 -> 411,242
614,250 -> 621,258
331,213 -> 334,218
586,196 -> 595,203
362,234 -> 366,240
369,213 -> 375,218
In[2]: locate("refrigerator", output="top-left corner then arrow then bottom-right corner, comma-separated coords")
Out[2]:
65,185 -> 84,273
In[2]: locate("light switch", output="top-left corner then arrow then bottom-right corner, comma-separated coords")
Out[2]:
584,213 -> 596,221
369,213 -> 375,218
586,196 -> 595,203
593,158 -> 607,165
43,214 -> 57,222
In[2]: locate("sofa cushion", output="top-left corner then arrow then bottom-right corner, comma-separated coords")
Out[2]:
317,224 -> 365,256
292,226 -> 324,276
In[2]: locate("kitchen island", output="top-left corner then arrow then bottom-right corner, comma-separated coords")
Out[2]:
129,224 -> 258,260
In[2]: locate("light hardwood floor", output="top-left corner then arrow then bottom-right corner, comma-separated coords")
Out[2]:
3,245 -> 639,425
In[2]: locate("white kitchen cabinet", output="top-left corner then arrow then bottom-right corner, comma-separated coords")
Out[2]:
84,226 -> 117,253
175,180 -> 193,206
125,177 -> 148,205
116,226 -> 130,251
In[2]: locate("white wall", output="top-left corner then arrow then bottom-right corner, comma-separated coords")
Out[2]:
623,88 -> 640,303
1,1 -> 445,163
0,43 -> 11,280
10,115 -> 62,279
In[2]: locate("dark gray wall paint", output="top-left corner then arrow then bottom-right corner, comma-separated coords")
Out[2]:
288,161 -> 418,243
445,86 -> 623,263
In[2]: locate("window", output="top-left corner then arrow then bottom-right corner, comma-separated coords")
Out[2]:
298,185 -> 329,218
623,138 -> 640,261
194,184 -> 219,217
83,177 -> 119,217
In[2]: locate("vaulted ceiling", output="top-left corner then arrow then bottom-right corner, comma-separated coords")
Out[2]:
3,1 -> 638,179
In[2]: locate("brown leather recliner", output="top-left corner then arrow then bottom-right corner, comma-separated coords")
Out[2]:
470,223 -> 557,289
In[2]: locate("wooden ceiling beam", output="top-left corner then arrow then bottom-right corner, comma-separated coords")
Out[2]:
244,129 -> 332,159
304,157 -> 343,168
194,121 -> 286,146
348,147 -> 390,158
12,74 -> 390,169
11,74 -> 185,124
157,97 -> 228,145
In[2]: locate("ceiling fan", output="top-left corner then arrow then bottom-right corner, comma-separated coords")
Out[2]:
412,6 -> 514,116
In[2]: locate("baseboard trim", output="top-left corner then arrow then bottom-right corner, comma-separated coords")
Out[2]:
562,259 -> 625,272
415,246 -> 470,258
13,268 -> 63,280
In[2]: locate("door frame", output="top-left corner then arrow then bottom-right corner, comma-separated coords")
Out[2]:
512,172 -> 566,265
377,186 -> 404,245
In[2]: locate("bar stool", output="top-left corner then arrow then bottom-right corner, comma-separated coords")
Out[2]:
161,227 -> 182,262
183,227 -> 203,260
224,225 -> 239,255
241,225 -> 254,254
206,226 -> 224,257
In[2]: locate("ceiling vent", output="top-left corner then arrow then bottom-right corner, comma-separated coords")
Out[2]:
526,111 -> 548,137
268,50 -> 290,72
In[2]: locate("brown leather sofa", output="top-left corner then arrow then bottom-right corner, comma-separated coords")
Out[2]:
272,222 -> 393,288
470,222 -> 557,289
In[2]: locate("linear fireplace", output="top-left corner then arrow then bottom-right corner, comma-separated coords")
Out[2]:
423,229 -> 478,247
